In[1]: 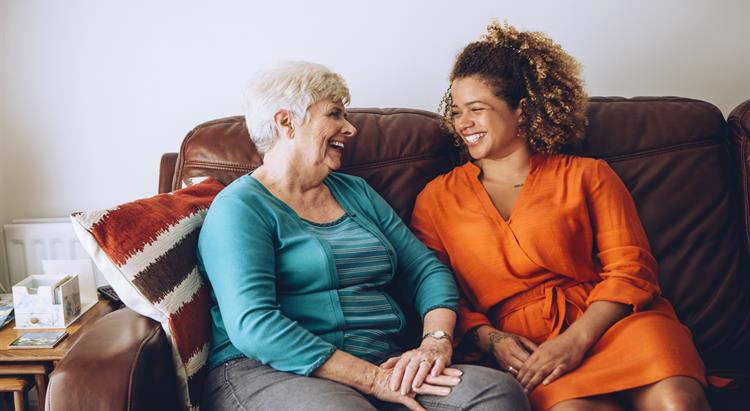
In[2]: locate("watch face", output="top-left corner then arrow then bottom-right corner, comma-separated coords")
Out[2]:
423,330 -> 451,341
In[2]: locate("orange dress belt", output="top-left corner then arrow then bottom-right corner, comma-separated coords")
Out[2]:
489,278 -> 594,340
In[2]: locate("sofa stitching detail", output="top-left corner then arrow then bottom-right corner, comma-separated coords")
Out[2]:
340,152 -> 452,172
180,151 -> 452,174
600,139 -> 721,163
182,161 -> 257,172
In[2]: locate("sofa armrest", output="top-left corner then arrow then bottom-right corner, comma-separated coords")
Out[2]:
47,308 -> 180,411
728,99 -> 750,256
159,152 -> 179,193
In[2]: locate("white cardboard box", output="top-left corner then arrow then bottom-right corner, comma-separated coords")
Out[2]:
12,275 -> 82,328
41,259 -> 98,316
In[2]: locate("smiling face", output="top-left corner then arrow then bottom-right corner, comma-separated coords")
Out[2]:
293,98 -> 357,172
450,75 -> 525,160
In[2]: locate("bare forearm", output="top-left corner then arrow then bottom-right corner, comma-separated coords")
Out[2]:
468,324 -> 504,353
422,308 -> 457,339
313,350 -> 378,393
564,300 -> 631,348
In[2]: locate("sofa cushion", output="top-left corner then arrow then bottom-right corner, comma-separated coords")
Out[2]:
71,177 -> 225,410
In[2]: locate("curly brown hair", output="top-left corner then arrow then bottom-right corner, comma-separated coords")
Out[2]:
440,21 -> 588,154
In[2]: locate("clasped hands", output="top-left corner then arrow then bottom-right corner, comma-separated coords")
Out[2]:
370,337 -> 462,410
487,328 -> 588,394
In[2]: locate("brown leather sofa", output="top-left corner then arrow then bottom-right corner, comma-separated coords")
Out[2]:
47,97 -> 750,410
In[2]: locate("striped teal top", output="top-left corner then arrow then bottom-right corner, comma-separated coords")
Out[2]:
301,214 -> 402,364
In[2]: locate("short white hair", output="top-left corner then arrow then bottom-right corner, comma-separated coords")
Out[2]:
242,61 -> 351,155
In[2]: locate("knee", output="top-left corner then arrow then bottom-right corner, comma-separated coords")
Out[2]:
454,365 -> 530,411
659,391 -> 709,411
494,374 -> 531,411
300,383 -> 377,411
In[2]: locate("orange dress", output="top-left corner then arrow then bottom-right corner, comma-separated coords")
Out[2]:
410,154 -> 706,410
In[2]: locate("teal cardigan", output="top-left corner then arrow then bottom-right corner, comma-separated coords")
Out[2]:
197,172 -> 459,375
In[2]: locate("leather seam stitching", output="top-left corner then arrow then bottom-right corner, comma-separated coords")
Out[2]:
340,151 -> 451,172
600,139 -> 720,163
179,151 -> 451,174
182,161 -> 256,171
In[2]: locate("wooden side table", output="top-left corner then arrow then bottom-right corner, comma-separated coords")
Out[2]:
0,376 -> 33,411
0,300 -> 115,411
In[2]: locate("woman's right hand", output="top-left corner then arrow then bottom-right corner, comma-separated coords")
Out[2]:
368,361 -> 462,411
485,329 -> 538,376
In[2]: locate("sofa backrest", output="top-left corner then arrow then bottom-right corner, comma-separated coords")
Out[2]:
166,97 -> 750,378
170,108 -> 457,223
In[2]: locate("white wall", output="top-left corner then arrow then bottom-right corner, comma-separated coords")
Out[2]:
1,0 -> 749,285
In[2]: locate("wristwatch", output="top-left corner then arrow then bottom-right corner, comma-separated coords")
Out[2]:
422,330 -> 453,343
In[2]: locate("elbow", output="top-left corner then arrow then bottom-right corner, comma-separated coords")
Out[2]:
223,309 -> 277,359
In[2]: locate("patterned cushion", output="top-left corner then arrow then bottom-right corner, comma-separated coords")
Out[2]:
70,178 -> 225,410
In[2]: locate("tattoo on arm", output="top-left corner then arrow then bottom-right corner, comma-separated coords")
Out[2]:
487,331 -> 508,355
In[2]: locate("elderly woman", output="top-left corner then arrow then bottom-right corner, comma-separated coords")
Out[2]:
410,23 -> 709,411
197,61 -> 528,411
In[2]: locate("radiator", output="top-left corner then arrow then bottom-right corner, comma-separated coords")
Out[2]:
2,218 -> 103,289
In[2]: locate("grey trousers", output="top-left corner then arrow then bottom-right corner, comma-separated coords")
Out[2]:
202,357 -> 530,411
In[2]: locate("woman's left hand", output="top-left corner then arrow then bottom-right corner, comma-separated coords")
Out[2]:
380,338 -> 456,395
516,331 -> 587,393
